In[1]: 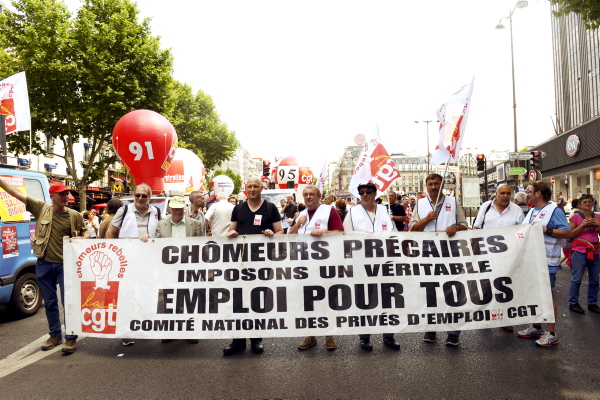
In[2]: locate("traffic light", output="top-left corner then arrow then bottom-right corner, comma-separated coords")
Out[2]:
530,151 -> 541,170
262,160 -> 271,177
476,154 -> 486,172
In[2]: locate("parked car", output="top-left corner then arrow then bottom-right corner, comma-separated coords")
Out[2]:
0,166 -> 49,318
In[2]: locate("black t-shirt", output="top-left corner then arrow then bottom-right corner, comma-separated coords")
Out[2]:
284,203 -> 298,219
231,200 -> 281,235
390,202 -> 406,231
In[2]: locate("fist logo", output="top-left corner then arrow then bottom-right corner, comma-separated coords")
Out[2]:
90,251 -> 113,290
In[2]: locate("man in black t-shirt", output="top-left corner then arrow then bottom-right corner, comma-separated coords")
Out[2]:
388,191 -> 407,231
223,176 -> 283,356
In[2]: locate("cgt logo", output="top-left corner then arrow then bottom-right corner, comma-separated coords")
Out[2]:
78,250 -> 127,334
369,144 -> 400,192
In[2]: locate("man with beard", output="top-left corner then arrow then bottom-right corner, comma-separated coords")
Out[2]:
517,181 -> 570,347
410,173 -> 468,346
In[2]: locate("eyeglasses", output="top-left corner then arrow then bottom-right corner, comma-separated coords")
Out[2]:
134,194 -> 149,198
359,190 -> 374,195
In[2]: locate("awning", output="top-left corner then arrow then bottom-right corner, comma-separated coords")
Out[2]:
111,176 -> 124,182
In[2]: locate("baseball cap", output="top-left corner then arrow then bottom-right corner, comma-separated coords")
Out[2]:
169,196 -> 186,209
49,183 -> 70,194
357,182 -> 377,192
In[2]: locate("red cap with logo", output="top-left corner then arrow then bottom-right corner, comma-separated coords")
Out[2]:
49,183 -> 71,194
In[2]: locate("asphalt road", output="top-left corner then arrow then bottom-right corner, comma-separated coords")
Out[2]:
1,267 -> 600,399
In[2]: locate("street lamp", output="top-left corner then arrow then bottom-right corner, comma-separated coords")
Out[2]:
414,119 -> 436,175
495,0 -> 528,153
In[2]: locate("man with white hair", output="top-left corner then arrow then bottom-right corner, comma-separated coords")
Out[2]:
107,183 -> 161,346
289,184 -> 344,351
156,196 -> 203,344
205,192 -> 235,236
514,191 -> 530,216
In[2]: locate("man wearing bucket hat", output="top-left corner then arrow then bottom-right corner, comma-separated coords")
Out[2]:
343,182 -> 400,352
156,195 -> 203,344
0,179 -> 89,354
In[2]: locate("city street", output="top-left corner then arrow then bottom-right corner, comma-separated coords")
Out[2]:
1,268 -> 600,399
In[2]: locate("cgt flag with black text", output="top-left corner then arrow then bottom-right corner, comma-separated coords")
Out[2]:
64,224 -> 554,339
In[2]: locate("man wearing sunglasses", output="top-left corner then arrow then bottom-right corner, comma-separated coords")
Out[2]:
343,182 -> 400,351
0,178 -> 89,354
409,173 -> 468,347
106,183 -> 161,346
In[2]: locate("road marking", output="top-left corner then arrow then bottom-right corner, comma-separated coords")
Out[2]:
0,333 -> 86,379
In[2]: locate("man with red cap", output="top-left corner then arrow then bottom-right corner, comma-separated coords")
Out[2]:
0,178 -> 89,354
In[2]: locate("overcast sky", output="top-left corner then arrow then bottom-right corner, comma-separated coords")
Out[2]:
59,0 -> 556,171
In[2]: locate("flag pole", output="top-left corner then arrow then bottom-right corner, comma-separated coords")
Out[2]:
433,155 -> 452,207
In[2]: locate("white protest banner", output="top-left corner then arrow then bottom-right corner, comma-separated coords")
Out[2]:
64,224 -> 553,339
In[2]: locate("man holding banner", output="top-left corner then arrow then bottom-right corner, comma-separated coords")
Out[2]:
289,184 -> 344,351
343,182 -> 400,351
223,176 -> 283,355
0,178 -> 88,354
518,181 -> 570,347
409,173 -> 468,346
473,184 -> 524,333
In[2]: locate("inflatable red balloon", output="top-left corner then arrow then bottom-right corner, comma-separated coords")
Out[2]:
112,110 -> 178,194
274,156 -> 299,189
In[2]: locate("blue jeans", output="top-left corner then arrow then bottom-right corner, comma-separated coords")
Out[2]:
36,259 -> 78,340
568,252 -> 600,305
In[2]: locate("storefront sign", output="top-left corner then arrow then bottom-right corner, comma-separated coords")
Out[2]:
566,135 -> 580,157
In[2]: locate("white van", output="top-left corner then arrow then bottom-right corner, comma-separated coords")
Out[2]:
261,189 -> 297,212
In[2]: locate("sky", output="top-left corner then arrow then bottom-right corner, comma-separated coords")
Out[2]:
56,0 -> 556,172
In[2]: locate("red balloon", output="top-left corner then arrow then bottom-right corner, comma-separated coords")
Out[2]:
273,156 -> 299,189
112,110 -> 178,194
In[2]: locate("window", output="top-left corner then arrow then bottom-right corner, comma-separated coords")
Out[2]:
83,143 -> 90,162
45,133 -> 55,153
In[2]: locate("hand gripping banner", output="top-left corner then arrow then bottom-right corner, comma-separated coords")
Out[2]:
64,224 -> 554,339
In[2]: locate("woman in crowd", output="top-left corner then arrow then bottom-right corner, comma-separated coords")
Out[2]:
83,209 -> 99,238
401,196 -> 412,231
335,199 -> 347,221
567,194 -> 600,314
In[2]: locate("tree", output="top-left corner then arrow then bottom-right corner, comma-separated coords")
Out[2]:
207,168 -> 242,195
172,81 -> 238,171
551,0 -> 600,29
0,0 -> 174,210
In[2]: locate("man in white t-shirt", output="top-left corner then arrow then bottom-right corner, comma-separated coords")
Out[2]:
205,192 -> 235,236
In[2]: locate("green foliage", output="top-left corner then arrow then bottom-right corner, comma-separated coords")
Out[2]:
172,81 -> 238,171
551,0 -> 600,29
207,168 -> 242,194
0,0 -> 174,209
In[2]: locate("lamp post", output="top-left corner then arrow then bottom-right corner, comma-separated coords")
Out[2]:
496,0 -> 528,153
414,119 -> 435,175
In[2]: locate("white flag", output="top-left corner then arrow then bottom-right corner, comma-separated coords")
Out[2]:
348,125 -> 401,198
316,160 -> 327,192
430,78 -> 475,165
0,71 -> 32,134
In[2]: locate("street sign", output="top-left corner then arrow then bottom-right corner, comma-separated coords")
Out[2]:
508,167 -> 527,175
528,170 -> 536,183
509,152 -> 534,160
516,153 -> 533,160
551,177 -> 555,184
